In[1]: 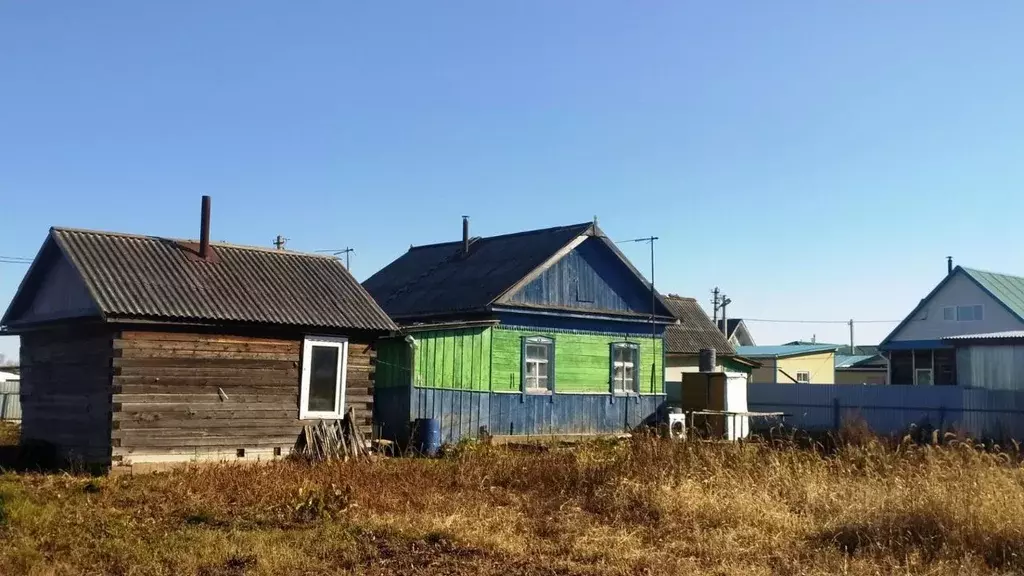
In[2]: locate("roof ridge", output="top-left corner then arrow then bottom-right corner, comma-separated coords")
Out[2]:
407,222 -> 592,252
51,227 -> 339,260
961,265 -> 1024,280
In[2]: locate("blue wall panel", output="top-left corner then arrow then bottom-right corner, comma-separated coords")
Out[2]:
379,384 -> 667,445
508,238 -> 656,315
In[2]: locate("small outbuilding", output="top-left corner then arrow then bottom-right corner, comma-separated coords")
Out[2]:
0,198 -> 396,471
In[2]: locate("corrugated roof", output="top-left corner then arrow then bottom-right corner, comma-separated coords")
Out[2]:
736,344 -> 837,358
835,354 -> 878,368
3,228 -> 397,332
363,222 -> 674,322
663,296 -> 735,355
943,330 -> 1024,341
961,267 -> 1024,321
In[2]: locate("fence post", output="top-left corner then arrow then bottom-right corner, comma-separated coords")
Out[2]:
833,398 -> 841,431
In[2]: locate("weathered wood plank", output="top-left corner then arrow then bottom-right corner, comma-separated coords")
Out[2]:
115,435 -> 301,448
112,393 -> 297,404
118,332 -> 296,345
114,375 -> 299,387
115,384 -> 297,395
114,409 -> 297,421
113,358 -> 299,370
114,339 -> 299,353
114,367 -> 301,378
116,418 -> 312,430
116,402 -> 297,412
113,426 -> 303,440
114,348 -> 298,361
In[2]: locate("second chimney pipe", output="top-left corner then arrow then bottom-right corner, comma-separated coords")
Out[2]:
200,196 -> 211,259
462,215 -> 470,254
947,256 -> 953,275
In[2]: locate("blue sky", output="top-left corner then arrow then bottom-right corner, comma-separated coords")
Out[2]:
2,2 -> 1024,360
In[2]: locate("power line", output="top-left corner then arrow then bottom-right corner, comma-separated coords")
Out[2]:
743,318 -> 900,324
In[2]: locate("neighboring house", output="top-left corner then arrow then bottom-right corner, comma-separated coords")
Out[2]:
365,220 -> 677,444
834,354 -> 888,385
663,295 -> 758,379
0,370 -> 17,383
0,198 -> 396,471
718,318 -> 756,347
943,331 -> 1024,390
879,264 -> 1024,385
736,344 -> 838,384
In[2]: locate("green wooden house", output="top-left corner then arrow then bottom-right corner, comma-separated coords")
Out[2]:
365,220 -> 677,443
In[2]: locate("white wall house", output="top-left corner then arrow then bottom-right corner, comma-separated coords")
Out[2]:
880,265 -> 1024,385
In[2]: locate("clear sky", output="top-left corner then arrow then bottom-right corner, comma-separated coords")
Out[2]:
2,2 -> 1024,360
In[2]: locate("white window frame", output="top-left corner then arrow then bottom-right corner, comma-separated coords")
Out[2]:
522,336 -> 554,393
795,371 -> 811,383
611,343 -> 639,393
915,368 -> 933,386
299,336 -> 349,419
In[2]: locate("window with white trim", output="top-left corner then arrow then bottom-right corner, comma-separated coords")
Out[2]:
610,343 -> 639,393
300,336 -> 349,419
522,336 -> 554,392
915,368 -> 933,386
795,371 -> 810,383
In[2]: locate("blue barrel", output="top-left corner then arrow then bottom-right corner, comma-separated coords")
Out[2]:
414,418 -> 441,456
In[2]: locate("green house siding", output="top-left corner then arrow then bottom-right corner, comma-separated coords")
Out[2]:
492,327 -> 663,394
383,325 -> 664,394
410,327 -> 493,390
376,338 -> 412,389
722,357 -> 754,376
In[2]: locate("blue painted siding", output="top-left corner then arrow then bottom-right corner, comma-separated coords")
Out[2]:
375,385 -> 666,444
508,237 -> 655,315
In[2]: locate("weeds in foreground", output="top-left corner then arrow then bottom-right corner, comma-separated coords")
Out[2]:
0,436 -> 1022,575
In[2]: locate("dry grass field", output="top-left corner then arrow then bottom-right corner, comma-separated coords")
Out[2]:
1,423 -> 1023,575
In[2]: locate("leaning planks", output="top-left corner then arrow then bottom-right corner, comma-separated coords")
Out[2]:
296,408 -> 370,462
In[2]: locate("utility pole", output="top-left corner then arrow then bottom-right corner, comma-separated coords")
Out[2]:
849,319 -> 855,354
719,294 -> 732,337
273,235 -> 288,250
711,287 -> 721,324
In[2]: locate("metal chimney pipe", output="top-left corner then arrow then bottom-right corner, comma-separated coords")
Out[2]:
947,256 -> 953,275
462,215 -> 470,255
200,196 -> 211,259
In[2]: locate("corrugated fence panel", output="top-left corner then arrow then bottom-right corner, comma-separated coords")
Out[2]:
0,381 -> 21,421
749,383 -> 1024,440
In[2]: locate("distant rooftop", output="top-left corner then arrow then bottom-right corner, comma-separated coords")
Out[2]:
735,344 -> 837,359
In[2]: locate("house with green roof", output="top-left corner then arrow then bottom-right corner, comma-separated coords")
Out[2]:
879,263 -> 1024,385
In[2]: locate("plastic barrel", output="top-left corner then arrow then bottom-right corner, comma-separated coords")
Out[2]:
415,418 -> 441,456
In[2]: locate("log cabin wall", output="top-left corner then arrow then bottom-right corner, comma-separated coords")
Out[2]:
19,325 -> 115,467
111,329 -> 375,468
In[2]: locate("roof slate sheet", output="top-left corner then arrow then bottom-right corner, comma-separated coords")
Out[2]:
5,227 -> 397,332
663,296 -> 735,355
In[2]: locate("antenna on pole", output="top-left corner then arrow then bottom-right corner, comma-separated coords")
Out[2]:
616,235 -> 660,393
316,247 -> 355,270
273,235 -> 289,250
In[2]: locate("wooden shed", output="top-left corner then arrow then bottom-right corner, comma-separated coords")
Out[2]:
0,198 -> 396,471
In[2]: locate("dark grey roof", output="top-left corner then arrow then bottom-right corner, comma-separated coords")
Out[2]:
663,296 -> 736,355
362,223 -> 584,319
2,227 -> 397,332
716,318 -> 743,338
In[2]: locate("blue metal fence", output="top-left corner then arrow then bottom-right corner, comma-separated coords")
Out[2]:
748,383 -> 1024,440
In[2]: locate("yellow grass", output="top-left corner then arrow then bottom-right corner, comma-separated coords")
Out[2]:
1,431 -> 1024,575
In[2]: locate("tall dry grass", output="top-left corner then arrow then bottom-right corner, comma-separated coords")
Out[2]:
1,433 -> 1023,575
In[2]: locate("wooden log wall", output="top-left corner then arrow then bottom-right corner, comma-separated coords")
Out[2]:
111,330 -> 375,466
19,325 -> 114,466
